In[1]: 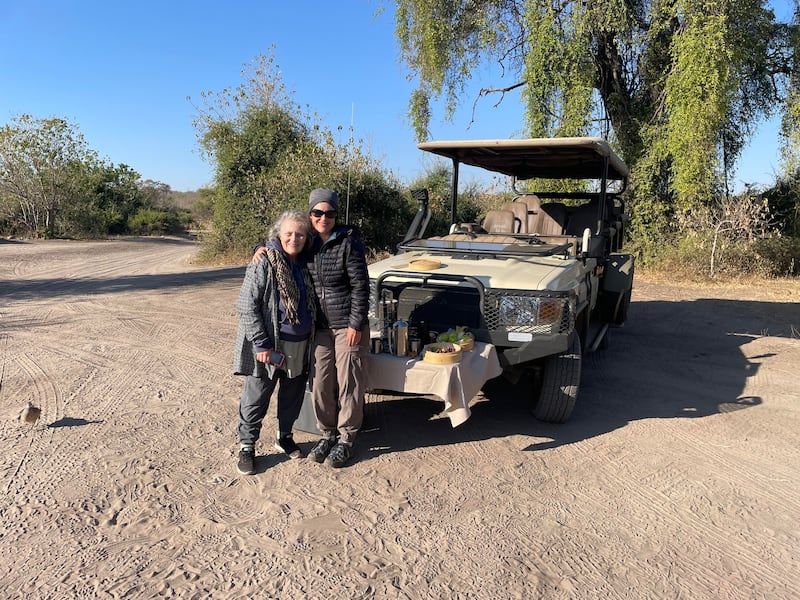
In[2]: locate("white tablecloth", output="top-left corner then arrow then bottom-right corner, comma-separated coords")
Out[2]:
364,341 -> 503,427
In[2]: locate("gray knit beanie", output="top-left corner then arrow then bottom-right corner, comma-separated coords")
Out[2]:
308,188 -> 339,212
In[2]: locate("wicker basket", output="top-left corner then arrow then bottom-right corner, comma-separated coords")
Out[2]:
408,258 -> 442,271
457,336 -> 475,351
437,332 -> 475,351
422,342 -> 462,364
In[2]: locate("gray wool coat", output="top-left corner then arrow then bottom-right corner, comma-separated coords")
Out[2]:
232,259 -> 313,379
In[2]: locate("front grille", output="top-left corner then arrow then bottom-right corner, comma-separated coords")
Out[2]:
396,286 -> 482,331
484,289 -> 574,334
373,277 -> 574,340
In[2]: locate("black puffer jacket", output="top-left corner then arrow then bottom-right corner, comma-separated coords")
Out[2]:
309,225 -> 370,331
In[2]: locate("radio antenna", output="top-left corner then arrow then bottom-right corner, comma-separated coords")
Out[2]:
345,102 -> 353,223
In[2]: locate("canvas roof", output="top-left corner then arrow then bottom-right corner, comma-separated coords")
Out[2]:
417,137 -> 629,181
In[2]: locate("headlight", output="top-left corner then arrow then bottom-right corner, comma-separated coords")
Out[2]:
495,294 -> 569,334
537,298 -> 563,324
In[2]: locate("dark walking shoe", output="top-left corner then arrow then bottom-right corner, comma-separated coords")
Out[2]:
308,438 -> 336,463
237,448 -> 256,475
274,435 -> 303,459
325,442 -> 353,468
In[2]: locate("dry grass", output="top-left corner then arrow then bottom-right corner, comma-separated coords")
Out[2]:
636,268 -> 800,303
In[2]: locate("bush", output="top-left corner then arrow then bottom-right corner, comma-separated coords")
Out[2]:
650,234 -> 712,279
191,51 -> 432,261
650,232 -> 800,279
340,170 -> 413,253
127,208 -> 183,236
56,198 -> 128,238
753,237 -> 800,276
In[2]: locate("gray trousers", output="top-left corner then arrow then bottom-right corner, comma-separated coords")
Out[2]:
309,327 -> 369,444
237,371 -> 307,448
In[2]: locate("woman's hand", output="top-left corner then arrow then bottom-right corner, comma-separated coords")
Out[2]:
251,247 -> 266,264
346,326 -> 362,347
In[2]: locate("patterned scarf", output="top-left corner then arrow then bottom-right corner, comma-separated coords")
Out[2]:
264,246 -> 315,325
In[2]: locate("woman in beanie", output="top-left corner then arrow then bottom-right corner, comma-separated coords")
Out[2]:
233,209 -> 317,475
303,188 -> 370,468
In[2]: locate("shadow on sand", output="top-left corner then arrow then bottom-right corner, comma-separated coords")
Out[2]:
47,416 -> 105,428
0,237 -> 244,302
358,296 -> 797,458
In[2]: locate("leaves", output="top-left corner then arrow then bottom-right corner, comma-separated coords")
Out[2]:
0,114 -> 96,237
189,49 -> 412,257
393,0 -> 797,261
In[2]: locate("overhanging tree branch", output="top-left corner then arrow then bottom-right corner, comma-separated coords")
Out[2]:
469,80 -> 527,126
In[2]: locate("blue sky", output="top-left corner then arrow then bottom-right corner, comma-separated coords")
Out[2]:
0,0 -> 791,192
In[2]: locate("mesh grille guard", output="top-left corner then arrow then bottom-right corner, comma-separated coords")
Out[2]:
373,271 -> 575,342
484,289 -> 574,335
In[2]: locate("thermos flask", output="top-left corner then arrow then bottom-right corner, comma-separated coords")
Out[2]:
393,320 -> 408,356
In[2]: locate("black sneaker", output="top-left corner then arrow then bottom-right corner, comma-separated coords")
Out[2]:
308,438 -> 336,463
325,442 -> 352,468
274,435 -> 303,459
237,448 -> 256,475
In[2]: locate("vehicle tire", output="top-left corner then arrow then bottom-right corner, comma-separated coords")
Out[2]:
532,333 -> 581,423
576,308 -> 590,350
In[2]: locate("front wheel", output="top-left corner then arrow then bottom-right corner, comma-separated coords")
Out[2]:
532,333 -> 582,423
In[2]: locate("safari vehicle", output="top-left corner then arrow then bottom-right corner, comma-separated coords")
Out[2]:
368,137 -> 635,423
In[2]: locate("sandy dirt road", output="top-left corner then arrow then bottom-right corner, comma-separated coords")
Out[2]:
1,237 -> 799,599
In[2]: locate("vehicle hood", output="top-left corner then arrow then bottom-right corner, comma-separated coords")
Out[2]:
368,250 -> 590,292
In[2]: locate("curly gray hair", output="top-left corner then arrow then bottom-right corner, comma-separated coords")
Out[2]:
269,209 -> 312,244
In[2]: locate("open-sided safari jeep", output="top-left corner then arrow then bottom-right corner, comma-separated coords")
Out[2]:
368,137 -> 635,423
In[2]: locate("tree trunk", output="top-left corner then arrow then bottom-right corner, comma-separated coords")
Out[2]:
594,31 -> 642,162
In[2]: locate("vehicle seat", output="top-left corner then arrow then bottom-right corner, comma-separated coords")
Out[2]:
565,199 -> 601,236
482,209 -> 516,233
517,195 -> 542,233
537,202 -> 567,235
501,202 -> 528,234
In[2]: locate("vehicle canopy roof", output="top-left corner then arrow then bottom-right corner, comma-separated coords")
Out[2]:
417,136 -> 629,181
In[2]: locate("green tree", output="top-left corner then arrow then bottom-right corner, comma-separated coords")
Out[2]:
191,50 -> 409,257
42,159 -> 164,238
407,162 -> 485,236
0,114 -> 192,239
0,114 -> 97,238
191,188 -> 215,228
394,0 -> 798,258
191,53 -> 326,255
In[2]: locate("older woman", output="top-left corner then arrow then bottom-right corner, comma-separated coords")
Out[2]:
251,189 -> 370,468
233,209 -> 317,476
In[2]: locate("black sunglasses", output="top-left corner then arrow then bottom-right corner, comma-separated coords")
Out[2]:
310,209 -> 337,218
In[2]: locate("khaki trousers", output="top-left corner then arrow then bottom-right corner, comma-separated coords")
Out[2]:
309,327 -> 369,444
